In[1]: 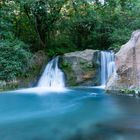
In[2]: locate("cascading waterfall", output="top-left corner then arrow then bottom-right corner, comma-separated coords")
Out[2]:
100,51 -> 115,85
37,56 -> 65,88
37,52 -> 115,89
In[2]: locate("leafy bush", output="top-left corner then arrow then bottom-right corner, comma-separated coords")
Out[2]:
1,0 -> 140,84
0,40 -> 32,81
48,34 -> 77,57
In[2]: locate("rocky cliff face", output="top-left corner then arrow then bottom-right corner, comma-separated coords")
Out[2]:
60,49 -> 101,86
106,30 -> 140,91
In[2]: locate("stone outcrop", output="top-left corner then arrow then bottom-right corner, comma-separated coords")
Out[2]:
106,30 -> 140,91
18,50 -> 47,88
0,51 -> 47,91
60,49 -> 101,86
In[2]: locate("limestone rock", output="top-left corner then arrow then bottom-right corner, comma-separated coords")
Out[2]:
106,30 -> 140,91
60,49 -> 100,86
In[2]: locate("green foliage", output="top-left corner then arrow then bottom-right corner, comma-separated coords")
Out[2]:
22,0 -> 68,49
0,40 -> 32,81
59,60 -> 70,69
120,88 -> 135,94
1,0 -> 140,83
47,34 -> 77,57
59,59 -> 77,86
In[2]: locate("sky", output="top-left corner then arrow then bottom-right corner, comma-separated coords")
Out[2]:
99,0 -> 105,4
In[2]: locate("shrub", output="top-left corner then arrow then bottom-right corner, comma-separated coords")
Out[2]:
0,39 -> 32,81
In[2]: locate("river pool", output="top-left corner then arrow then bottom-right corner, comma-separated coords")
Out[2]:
0,87 -> 140,140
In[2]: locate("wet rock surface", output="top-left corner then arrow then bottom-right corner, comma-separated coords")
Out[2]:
60,49 -> 101,86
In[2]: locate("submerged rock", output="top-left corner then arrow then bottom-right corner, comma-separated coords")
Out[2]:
60,49 -> 101,86
106,30 -> 140,92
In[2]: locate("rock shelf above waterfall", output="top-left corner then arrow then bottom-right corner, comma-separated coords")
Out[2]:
60,49 -> 100,86
59,49 -> 115,87
0,49 -> 116,91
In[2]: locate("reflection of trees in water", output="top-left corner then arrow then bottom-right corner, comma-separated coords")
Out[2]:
68,118 -> 140,140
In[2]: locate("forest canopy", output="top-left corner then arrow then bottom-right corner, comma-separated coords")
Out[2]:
1,0 -> 140,81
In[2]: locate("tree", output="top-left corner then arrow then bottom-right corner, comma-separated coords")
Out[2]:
23,0 -> 68,50
0,0 -> 32,81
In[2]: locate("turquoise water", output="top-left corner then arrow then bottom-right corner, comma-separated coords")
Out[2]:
0,87 -> 140,140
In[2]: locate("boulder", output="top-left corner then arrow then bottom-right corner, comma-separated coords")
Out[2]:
60,49 -> 100,86
106,30 -> 140,91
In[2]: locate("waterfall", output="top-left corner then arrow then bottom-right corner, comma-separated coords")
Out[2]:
37,56 -> 65,88
100,51 -> 115,85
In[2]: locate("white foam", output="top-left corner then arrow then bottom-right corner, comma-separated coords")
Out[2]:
5,87 -> 69,95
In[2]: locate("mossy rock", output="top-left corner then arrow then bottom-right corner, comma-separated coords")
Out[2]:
59,57 -> 77,86
59,51 -> 100,87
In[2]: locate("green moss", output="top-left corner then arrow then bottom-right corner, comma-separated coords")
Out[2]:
79,60 -> 86,65
59,57 -> 97,86
82,64 -> 94,71
60,58 -> 77,86
120,89 -> 135,94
